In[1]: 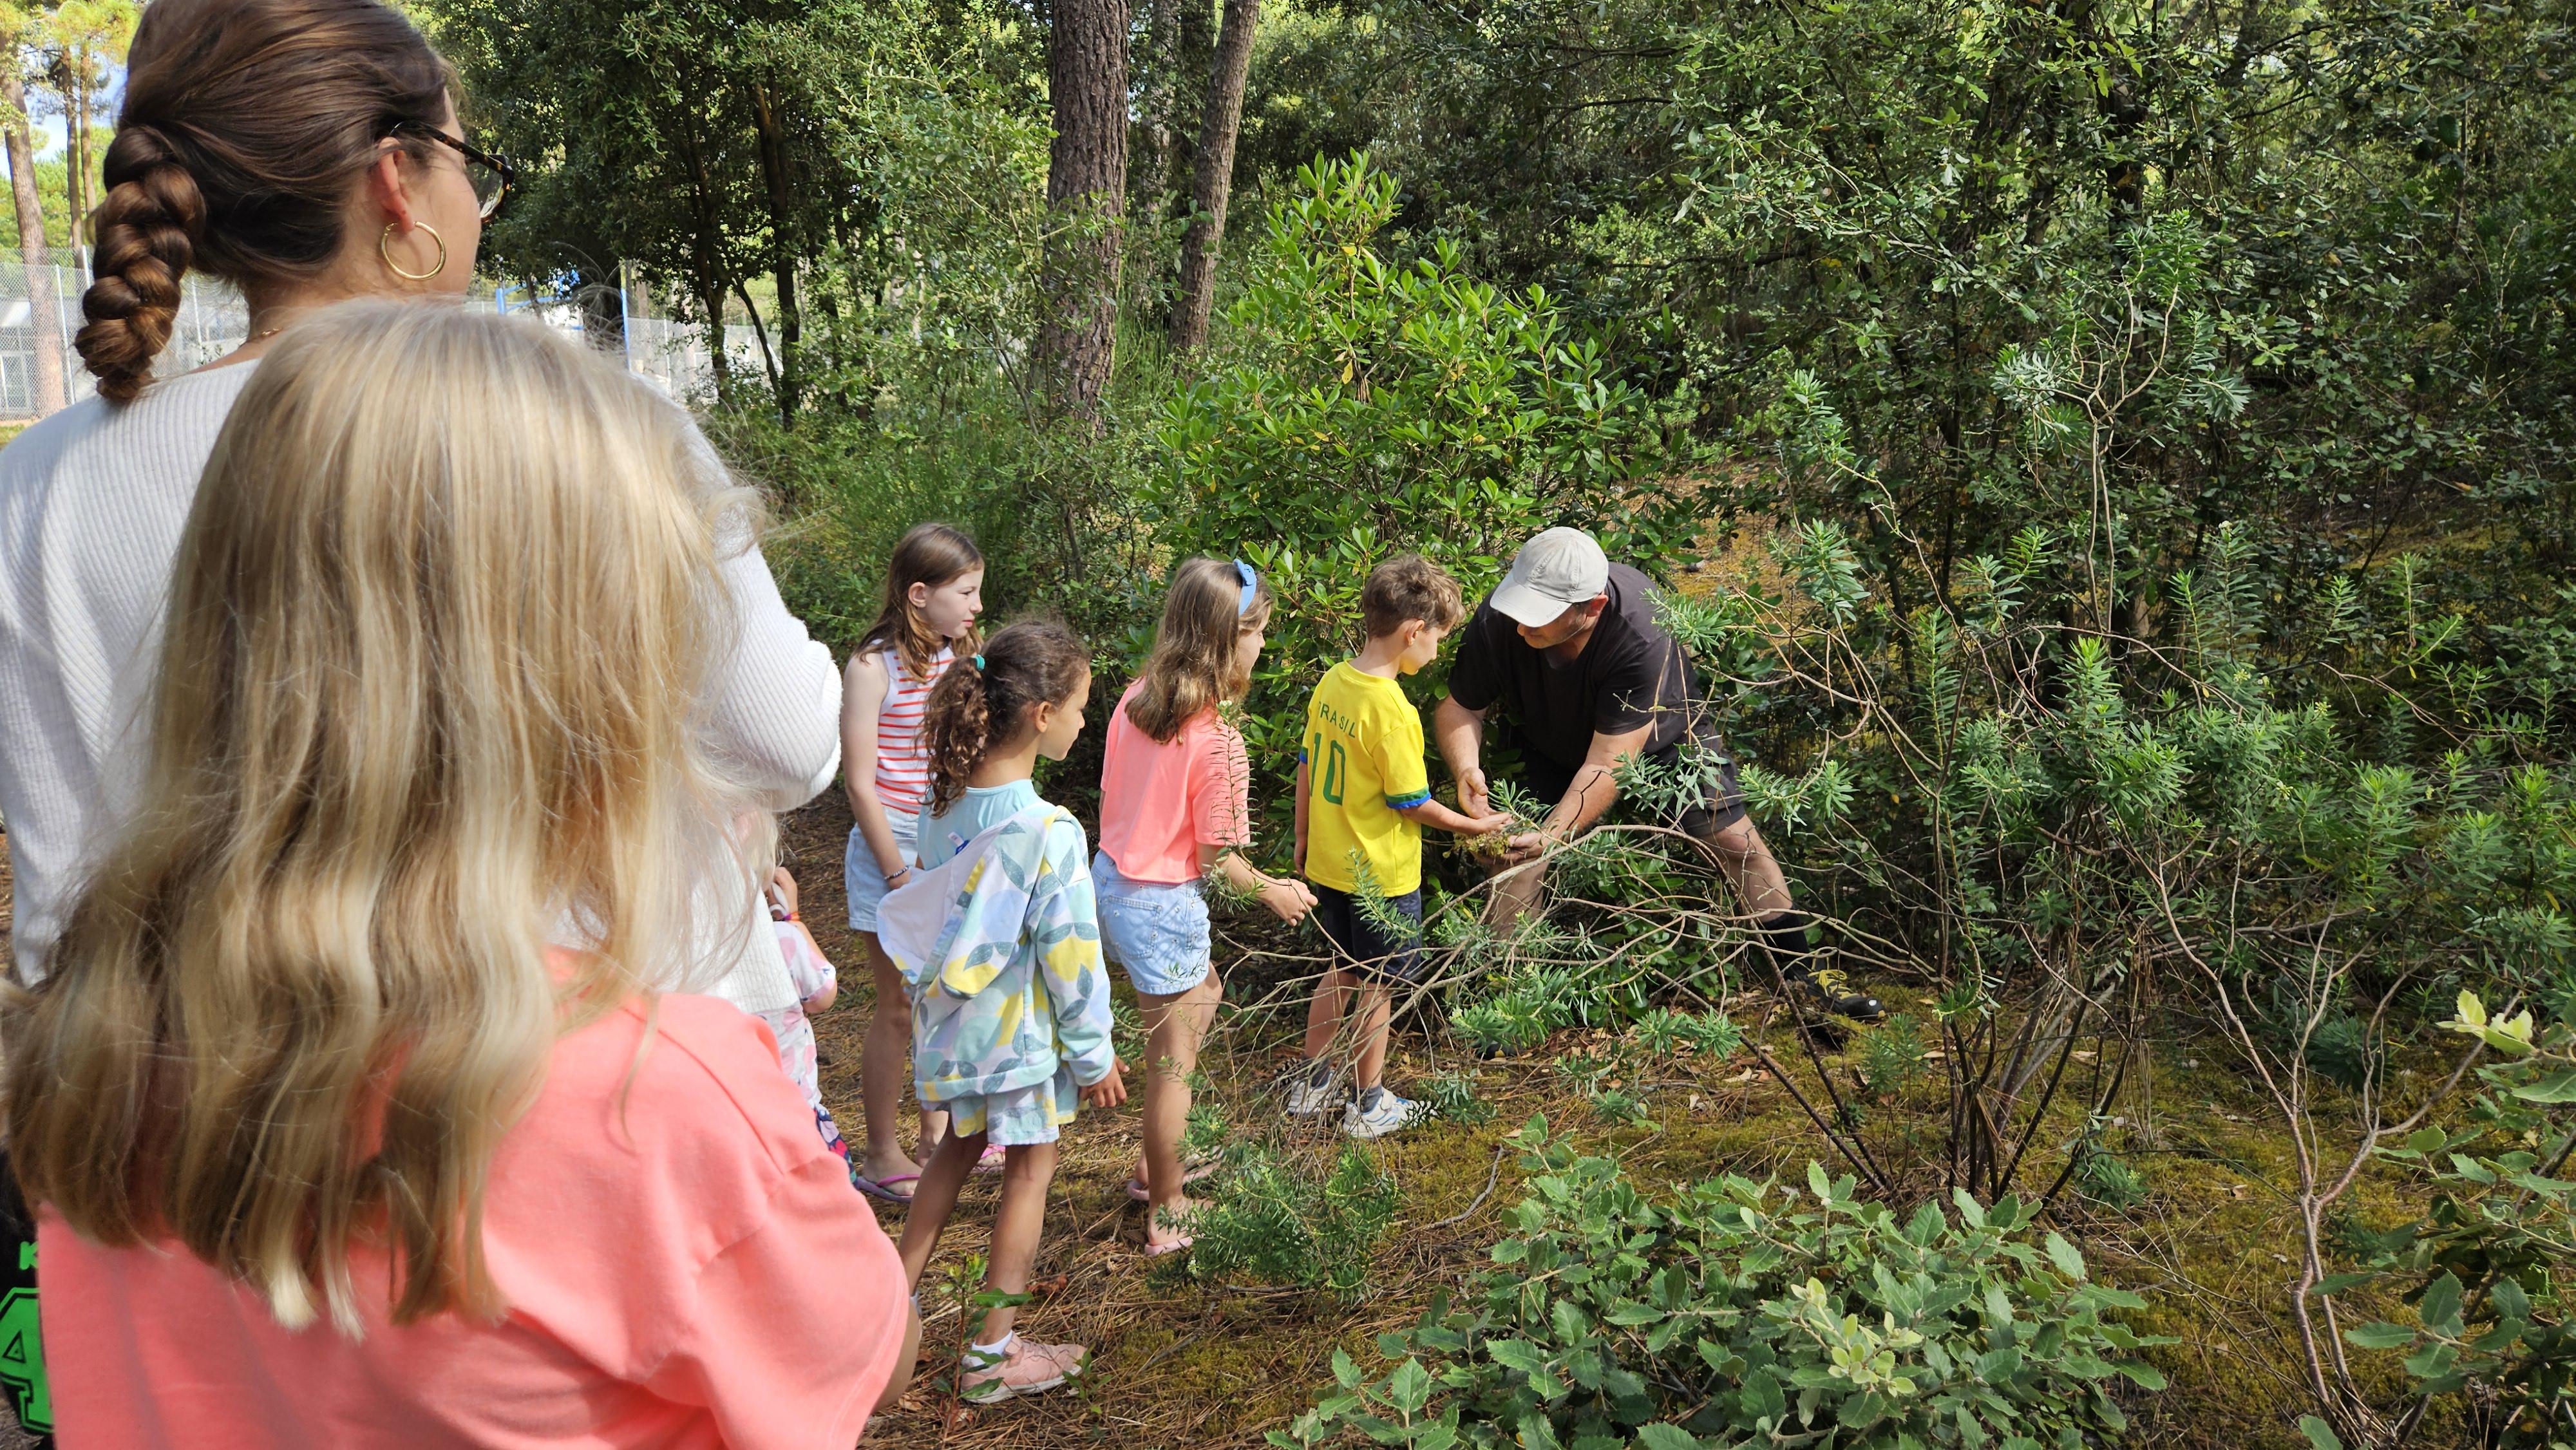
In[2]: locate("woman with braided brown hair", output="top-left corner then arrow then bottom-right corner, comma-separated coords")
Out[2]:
0,0 -> 844,1013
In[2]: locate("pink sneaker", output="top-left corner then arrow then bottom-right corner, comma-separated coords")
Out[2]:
960,1337 -> 1089,1404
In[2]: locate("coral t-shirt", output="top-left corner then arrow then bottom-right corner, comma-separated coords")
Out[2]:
1096,681 -> 1252,885
38,992 -> 910,1449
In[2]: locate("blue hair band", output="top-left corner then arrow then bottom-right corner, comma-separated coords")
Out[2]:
1233,560 -> 1258,616
971,653 -> 985,669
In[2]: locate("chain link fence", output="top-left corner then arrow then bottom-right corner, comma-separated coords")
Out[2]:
0,250 -> 762,422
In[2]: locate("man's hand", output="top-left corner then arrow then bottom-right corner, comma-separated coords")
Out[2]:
1261,877 -> 1318,925
1457,765 -> 1492,819
1082,1059 -> 1129,1109
1499,829 -> 1554,864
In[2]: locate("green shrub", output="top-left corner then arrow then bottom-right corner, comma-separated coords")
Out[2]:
1672,1010 -> 1745,1059
1182,1090 -> 1232,1163
2328,992 -> 2576,1445
1184,1140 -> 1402,1301
1423,1071 -> 1497,1125
1150,153 -> 1701,770
1271,1120 -> 2168,1449
1453,997 -> 1549,1059
2068,1119 -> 2150,1214
1858,1014 -> 1931,1098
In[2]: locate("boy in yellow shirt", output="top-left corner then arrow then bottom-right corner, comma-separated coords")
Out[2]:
1291,556 -> 1511,1138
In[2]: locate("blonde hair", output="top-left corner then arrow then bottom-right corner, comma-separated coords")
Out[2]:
1127,557 -> 1271,742
3,300 -> 761,1335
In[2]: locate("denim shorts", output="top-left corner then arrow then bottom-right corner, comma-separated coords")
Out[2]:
844,810 -> 920,934
1092,851 -> 1213,997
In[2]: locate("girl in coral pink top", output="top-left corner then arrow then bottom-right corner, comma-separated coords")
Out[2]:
1094,558 -> 1318,1253
3,304 -> 918,1447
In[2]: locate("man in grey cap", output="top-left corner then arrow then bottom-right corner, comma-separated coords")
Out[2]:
1432,527 -> 1880,1019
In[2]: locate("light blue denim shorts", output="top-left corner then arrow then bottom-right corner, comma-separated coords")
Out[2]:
1092,851 -> 1213,997
844,809 -> 920,934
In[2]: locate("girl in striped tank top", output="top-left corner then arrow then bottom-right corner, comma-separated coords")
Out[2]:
842,522 -> 985,1202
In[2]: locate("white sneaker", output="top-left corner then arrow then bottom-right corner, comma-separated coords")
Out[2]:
1284,1066 -> 1337,1116
1343,1090 -> 1426,1140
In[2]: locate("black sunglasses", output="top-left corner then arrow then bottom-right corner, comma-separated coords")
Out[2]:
387,120 -> 517,221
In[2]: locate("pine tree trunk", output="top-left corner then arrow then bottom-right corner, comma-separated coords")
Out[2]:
1139,0 -> 1179,205
70,62 -> 88,250
1036,0 -> 1129,426
1167,0 -> 1257,353
699,284 -> 730,389
1169,0 -> 1213,204
748,80 -> 801,424
3,71 -> 64,413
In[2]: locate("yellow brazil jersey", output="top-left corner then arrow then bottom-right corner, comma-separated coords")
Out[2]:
1301,660 -> 1434,897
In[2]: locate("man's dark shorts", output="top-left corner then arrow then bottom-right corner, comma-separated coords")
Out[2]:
1310,883 -> 1426,984
1519,740 -> 1748,840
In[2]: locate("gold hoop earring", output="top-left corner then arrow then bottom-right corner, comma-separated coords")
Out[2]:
379,221 -> 447,281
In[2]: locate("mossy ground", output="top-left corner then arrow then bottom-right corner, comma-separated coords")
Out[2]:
780,797 -> 2457,1449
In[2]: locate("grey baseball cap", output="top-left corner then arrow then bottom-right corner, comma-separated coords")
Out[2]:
1491,527 -> 1611,627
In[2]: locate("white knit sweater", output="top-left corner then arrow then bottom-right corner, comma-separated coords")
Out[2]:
0,362 -> 842,1013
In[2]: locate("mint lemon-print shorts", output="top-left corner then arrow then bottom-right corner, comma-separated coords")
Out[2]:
937,1066 -> 1080,1147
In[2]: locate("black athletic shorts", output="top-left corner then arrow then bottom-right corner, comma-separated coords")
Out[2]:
1517,737 -> 1747,839
1309,883 -> 1426,984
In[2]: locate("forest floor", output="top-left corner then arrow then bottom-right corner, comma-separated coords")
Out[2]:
775,796 -> 2436,1450
0,801 -> 2441,1449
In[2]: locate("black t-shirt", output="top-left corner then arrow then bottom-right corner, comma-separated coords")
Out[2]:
1447,561 -> 1709,770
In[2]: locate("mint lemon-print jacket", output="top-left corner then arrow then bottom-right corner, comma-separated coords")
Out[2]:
898,809 -> 1117,1103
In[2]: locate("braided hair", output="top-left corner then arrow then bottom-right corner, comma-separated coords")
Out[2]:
79,0 -> 452,404
919,620 -> 1089,815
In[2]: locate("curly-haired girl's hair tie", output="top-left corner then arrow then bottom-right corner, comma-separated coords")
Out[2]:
971,654 -> 985,670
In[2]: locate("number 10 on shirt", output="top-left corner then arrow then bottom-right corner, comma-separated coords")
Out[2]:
1310,731 -> 1347,805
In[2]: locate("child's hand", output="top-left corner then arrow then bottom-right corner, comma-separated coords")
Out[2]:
768,866 -> 800,917
1462,811 -> 1515,836
1081,1059 -> 1128,1109
1262,878 -> 1318,925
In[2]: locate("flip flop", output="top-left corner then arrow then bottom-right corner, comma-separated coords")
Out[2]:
853,1171 -> 920,1205
972,1142 -> 1008,1174
1124,1159 -> 1220,1204
1142,1234 -> 1194,1259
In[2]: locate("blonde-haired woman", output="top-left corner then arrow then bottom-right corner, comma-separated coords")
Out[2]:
4,303 -> 916,1444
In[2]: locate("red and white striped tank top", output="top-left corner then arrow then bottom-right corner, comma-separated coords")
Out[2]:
874,645 -> 952,815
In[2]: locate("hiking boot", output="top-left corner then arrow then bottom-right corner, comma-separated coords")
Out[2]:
1343,1089 -> 1426,1140
1762,910 -> 1884,1022
1787,965 -> 1885,1021
960,1336 -> 1088,1404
